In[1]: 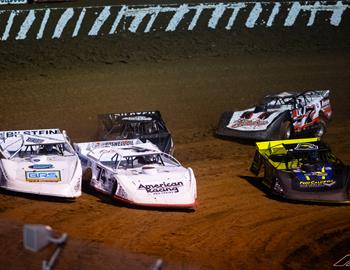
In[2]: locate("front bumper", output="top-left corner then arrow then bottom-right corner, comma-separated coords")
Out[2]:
216,126 -> 271,141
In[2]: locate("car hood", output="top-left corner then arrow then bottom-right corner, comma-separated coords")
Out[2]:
1,155 -> 80,184
226,108 -> 285,131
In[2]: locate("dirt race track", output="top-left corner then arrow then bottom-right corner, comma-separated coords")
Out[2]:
1,1 -> 350,269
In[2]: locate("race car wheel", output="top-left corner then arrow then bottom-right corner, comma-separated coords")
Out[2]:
279,120 -> 292,140
82,168 -> 92,182
111,180 -> 118,197
314,119 -> 326,137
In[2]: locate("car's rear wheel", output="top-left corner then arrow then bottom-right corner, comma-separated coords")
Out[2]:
314,118 -> 326,137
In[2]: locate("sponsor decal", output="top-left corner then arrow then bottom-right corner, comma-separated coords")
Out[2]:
292,166 -> 340,190
113,112 -> 156,117
95,140 -> 134,147
26,137 -> 45,144
0,129 -> 60,138
25,170 -> 61,182
0,0 -> 27,4
229,118 -> 268,129
294,143 -> 318,151
122,116 -> 153,121
299,179 -> 336,188
29,164 -> 54,169
138,181 -> 184,194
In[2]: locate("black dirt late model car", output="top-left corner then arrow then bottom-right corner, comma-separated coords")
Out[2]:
217,90 -> 332,141
97,111 -> 174,154
250,138 -> 350,203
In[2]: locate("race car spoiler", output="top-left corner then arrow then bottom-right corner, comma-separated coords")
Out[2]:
255,137 -> 320,153
0,128 -> 62,140
74,139 -> 160,159
98,111 -> 162,123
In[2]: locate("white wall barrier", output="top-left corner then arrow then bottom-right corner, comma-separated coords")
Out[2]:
0,1 -> 349,41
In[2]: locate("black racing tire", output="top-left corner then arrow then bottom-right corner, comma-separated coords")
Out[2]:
111,180 -> 118,197
279,120 -> 292,140
314,118 -> 327,137
82,168 -> 93,182
216,111 -> 234,136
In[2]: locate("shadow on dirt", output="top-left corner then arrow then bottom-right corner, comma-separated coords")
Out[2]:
239,175 -> 349,207
213,133 -> 256,146
0,188 -> 76,203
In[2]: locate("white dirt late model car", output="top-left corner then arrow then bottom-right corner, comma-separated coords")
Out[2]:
75,139 -> 197,208
0,129 -> 82,198
217,90 -> 332,141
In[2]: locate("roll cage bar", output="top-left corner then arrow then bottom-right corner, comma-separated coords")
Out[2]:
261,91 -> 315,109
0,135 -> 73,159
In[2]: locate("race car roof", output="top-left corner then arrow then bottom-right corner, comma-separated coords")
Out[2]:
266,89 -> 330,99
76,139 -> 162,161
0,129 -> 66,158
256,138 -> 321,156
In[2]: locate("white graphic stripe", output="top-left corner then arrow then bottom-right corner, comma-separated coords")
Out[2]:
52,8 -> 74,39
225,3 -> 246,30
72,8 -> 86,37
36,9 -> 50,40
16,10 -> 36,40
144,6 -> 161,33
266,2 -> 281,27
188,4 -> 204,30
208,3 -> 227,29
2,10 -> 17,41
88,6 -> 111,36
330,1 -> 348,26
165,4 -> 190,32
109,5 -> 127,34
245,2 -> 263,28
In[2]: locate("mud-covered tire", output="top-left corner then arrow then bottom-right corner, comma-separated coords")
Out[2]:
111,180 -> 118,197
314,118 -> 327,137
279,120 -> 292,140
216,111 -> 233,136
82,168 -> 93,182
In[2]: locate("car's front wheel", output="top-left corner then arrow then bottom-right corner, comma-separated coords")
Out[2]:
314,118 -> 326,137
111,180 -> 118,197
279,120 -> 292,140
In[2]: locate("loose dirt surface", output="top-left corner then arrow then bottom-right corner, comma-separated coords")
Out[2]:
0,9 -> 350,269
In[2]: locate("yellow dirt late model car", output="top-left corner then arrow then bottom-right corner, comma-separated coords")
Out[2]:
250,138 -> 350,203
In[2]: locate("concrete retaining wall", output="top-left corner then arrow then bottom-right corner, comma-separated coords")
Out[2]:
0,1 -> 349,41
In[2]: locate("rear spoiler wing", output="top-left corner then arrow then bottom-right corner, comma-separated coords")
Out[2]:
74,139 -> 144,157
250,138 -> 320,175
98,111 -> 163,123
